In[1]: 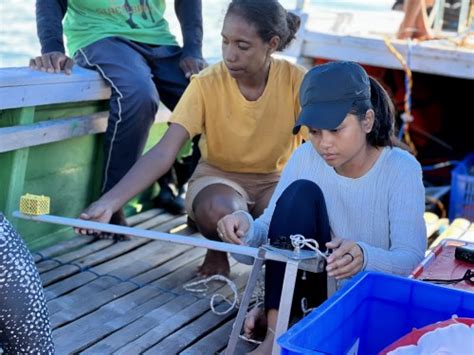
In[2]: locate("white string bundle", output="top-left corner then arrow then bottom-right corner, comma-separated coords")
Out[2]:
183,275 -> 239,315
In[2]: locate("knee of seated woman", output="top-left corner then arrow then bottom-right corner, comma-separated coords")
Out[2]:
194,197 -> 245,234
284,179 -> 324,198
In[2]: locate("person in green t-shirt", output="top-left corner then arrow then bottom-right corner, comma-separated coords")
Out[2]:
31,0 -> 206,238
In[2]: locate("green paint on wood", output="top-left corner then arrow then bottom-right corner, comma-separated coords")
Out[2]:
1,107 -> 35,227
0,100 -> 185,249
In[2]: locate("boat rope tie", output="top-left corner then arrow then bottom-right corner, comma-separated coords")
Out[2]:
183,275 -> 239,315
383,36 -> 417,155
290,234 -> 327,258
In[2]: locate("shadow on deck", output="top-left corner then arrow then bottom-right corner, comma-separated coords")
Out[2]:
34,209 -> 256,354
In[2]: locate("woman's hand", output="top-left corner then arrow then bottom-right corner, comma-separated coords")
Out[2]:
74,200 -> 114,235
216,211 -> 250,245
325,237 -> 364,280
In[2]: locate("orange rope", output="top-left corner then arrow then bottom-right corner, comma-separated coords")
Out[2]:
383,37 -> 418,154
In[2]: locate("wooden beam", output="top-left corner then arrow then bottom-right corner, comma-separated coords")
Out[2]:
0,112 -> 108,153
0,106 -> 172,154
0,67 -> 111,110
301,31 -> 474,79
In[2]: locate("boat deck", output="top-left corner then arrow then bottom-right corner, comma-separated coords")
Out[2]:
34,209 -> 255,354
31,207 -> 474,353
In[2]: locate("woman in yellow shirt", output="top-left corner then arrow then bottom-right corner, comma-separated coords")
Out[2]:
77,0 -> 306,276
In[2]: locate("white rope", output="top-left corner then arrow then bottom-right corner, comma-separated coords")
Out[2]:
301,297 -> 315,316
183,275 -> 239,315
290,234 -> 328,260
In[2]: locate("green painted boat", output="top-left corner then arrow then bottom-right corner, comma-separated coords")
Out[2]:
0,66 -> 171,251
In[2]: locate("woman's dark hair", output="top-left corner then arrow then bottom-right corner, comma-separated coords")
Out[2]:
226,0 -> 301,51
351,77 -> 395,147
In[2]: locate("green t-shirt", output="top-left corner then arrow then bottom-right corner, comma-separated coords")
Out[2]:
63,0 -> 178,56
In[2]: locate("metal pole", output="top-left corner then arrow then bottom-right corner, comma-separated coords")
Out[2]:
13,211 -> 312,264
272,259 -> 300,355
226,249 -> 266,354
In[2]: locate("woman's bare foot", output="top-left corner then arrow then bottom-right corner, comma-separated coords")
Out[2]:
197,250 -> 230,276
244,306 -> 267,340
246,308 -> 277,355
247,332 -> 274,355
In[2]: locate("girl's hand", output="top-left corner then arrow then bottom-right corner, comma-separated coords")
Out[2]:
325,237 -> 364,280
216,211 -> 250,245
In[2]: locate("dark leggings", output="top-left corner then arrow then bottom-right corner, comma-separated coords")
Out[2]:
0,214 -> 54,354
265,180 -> 331,316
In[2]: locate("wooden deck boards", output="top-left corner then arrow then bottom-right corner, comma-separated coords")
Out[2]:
35,209 -> 255,354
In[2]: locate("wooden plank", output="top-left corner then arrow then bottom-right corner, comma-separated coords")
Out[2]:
48,240 -> 194,326
126,208 -> 164,226
33,235 -> 95,262
114,263 -> 251,354
301,31 -> 474,79
39,238 -> 145,287
52,248 -> 207,354
37,239 -> 114,274
38,212 -> 181,285
0,67 -> 111,110
34,208 -> 168,264
0,106 -> 172,153
0,66 -> 104,87
0,112 -> 108,153
44,272 -> 97,301
182,318 -> 236,355
142,305 -> 237,354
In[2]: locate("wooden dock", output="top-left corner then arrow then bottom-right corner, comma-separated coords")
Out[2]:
34,209 -> 256,354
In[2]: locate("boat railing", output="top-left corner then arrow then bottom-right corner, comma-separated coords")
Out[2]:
0,66 -> 171,249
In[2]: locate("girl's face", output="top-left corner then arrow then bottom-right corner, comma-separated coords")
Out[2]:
221,14 -> 278,80
308,111 -> 375,177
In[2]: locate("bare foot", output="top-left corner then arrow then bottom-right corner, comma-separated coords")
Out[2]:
244,307 -> 267,340
246,309 -> 277,354
247,331 -> 274,355
197,250 -> 230,276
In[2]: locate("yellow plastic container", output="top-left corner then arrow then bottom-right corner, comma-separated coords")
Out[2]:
19,194 -> 50,215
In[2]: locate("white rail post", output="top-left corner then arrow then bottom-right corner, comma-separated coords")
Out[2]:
226,248 -> 266,354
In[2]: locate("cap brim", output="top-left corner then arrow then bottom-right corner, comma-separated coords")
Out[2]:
293,99 -> 354,134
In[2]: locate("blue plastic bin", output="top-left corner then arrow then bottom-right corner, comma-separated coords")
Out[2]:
449,153 -> 474,221
278,272 -> 474,355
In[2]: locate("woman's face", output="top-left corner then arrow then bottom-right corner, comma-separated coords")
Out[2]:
221,14 -> 277,80
308,112 -> 374,175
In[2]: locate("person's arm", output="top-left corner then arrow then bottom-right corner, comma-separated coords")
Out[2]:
36,0 -> 67,53
31,0 -> 74,73
174,0 -> 207,78
218,145 -> 306,264
79,124 -> 190,224
357,155 -> 427,275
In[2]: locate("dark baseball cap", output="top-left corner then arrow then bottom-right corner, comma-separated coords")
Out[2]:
293,61 -> 371,134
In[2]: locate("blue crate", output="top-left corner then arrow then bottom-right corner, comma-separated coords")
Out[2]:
449,153 -> 474,221
278,272 -> 474,355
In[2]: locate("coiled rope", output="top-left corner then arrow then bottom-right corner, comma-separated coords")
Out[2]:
183,274 -> 239,315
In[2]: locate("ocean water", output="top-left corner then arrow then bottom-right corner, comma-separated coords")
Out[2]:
0,0 -> 394,68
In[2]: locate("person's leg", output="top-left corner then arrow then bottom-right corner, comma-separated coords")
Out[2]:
149,45 -> 201,214
0,214 -> 54,354
75,37 -> 159,236
192,184 -> 249,276
76,37 -> 159,194
249,180 -> 331,354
